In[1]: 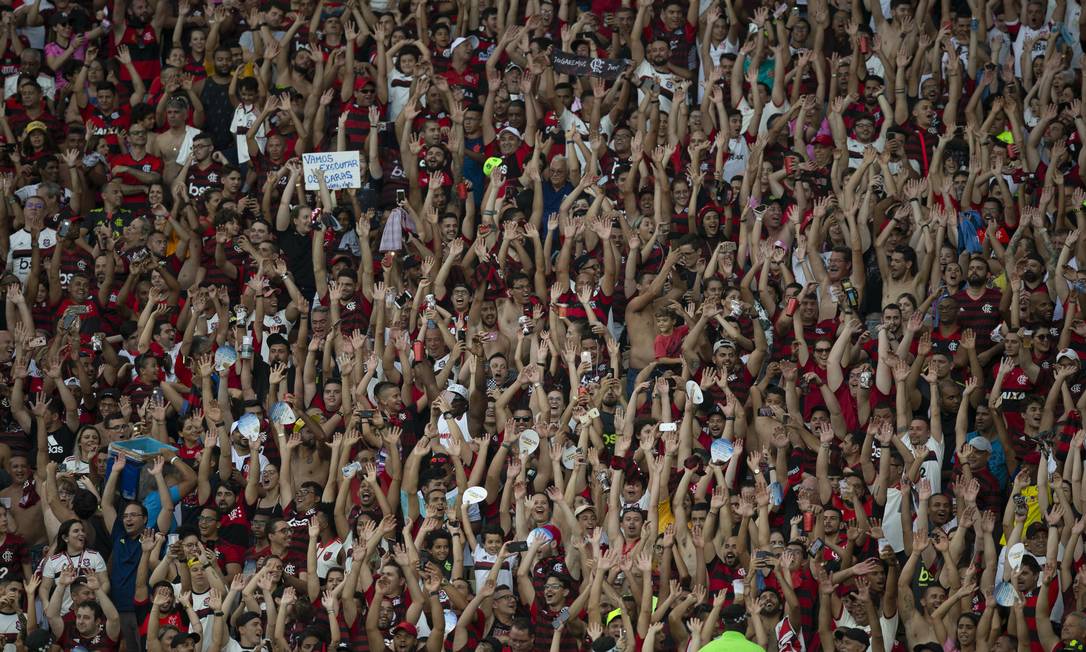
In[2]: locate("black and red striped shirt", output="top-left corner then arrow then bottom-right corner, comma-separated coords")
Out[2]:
111,24 -> 161,88
954,287 -> 1003,349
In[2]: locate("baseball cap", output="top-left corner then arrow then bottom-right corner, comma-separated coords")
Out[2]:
354,76 -> 376,90
447,383 -> 469,400
236,611 -> 262,628
813,133 -> 835,148
720,604 -> 747,626
541,523 -> 562,545
445,35 -> 479,57
23,121 -> 47,136
171,633 -> 201,648
394,622 -> 419,637
574,504 -> 596,517
834,627 -> 870,647
713,339 -> 736,352
330,249 -> 357,265
1058,348 -> 1081,363
966,436 -> 992,453
498,125 -> 522,140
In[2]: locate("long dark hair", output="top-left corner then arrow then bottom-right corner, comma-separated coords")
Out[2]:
54,518 -> 83,556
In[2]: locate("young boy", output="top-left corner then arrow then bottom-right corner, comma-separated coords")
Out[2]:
462,514 -> 515,591
653,307 -> 688,368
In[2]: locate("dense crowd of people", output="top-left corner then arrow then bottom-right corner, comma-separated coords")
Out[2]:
0,0 -> 1081,650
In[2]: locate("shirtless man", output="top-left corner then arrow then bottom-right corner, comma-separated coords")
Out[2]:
0,454 -> 45,548
897,529 -> 952,650
151,96 -> 201,185
290,419 -> 330,488
472,297 -> 512,360
877,243 -> 928,308
625,250 -> 680,376
496,273 -> 537,341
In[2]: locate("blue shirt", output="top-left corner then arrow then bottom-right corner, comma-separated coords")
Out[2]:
969,430 -> 1009,490
957,210 -> 984,254
463,136 -> 486,206
143,485 -> 181,532
109,517 -> 146,612
541,181 -> 573,230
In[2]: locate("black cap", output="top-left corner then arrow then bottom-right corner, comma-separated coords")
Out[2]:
236,611 -> 262,628
25,630 -> 53,652
721,604 -> 747,626
835,627 -> 870,647
170,632 -> 202,648
591,636 -> 618,652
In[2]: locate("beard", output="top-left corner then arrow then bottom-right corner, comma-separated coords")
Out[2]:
968,273 -> 986,287
293,64 -> 315,81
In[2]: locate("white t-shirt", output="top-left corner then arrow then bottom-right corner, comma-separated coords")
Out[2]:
472,546 -> 516,591
722,135 -> 751,182
221,638 -> 261,652
635,60 -> 681,114
902,435 -> 944,494
0,610 -> 19,652
230,448 -> 270,477
1013,23 -> 1051,76
241,309 -> 295,362
41,549 -> 107,614
230,103 -> 264,164
882,487 -> 905,553
7,227 -> 57,284
316,538 -> 343,579
736,96 -> 787,136
388,68 -> 413,121
437,411 -> 473,442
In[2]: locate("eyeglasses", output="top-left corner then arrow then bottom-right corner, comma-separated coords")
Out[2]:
814,347 -> 832,354
543,583 -> 565,590
122,512 -> 143,519
271,527 -> 290,535
511,416 -> 532,423
197,516 -> 218,522
296,488 -> 314,496
357,87 -> 376,94
24,201 -> 44,209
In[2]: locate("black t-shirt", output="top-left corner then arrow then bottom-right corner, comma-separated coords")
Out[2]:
276,226 -> 316,298
30,421 -> 75,465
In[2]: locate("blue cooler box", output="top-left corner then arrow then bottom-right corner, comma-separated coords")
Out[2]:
107,437 -> 179,501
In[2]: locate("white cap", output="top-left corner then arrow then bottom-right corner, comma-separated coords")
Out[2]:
444,35 -> 479,58
1058,348 -> 1081,364
967,436 -> 992,453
